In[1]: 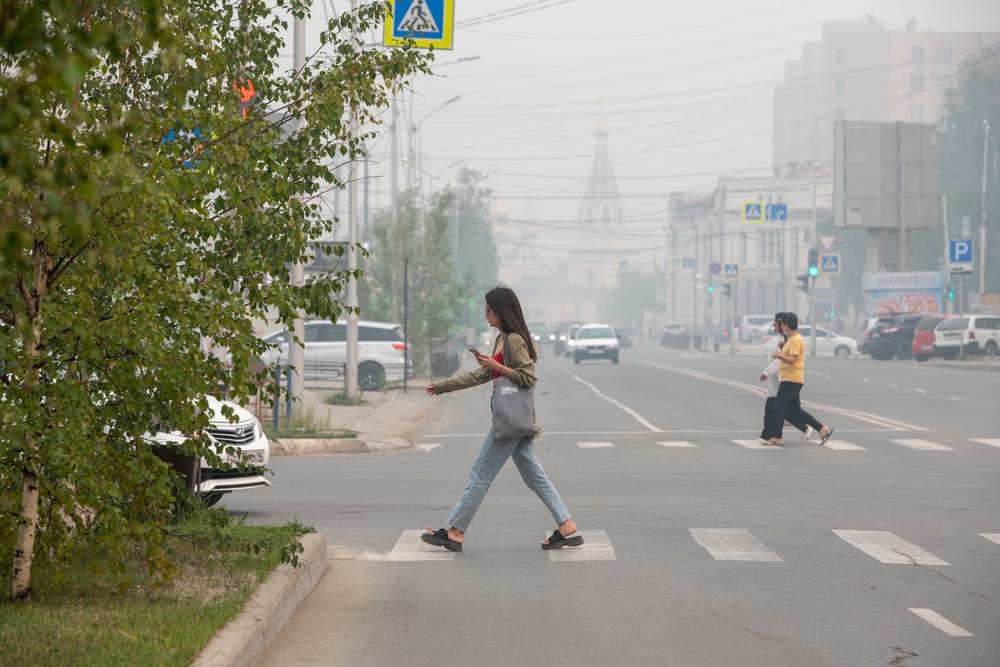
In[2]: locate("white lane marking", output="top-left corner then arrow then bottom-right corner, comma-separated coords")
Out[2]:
643,362 -> 928,431
823,439 -> 867,450
971,438 -> 1000,449
949,396 -> 961,401
909,609 -> 973,636
914,388 -> 927,394
980,533 -> 1000,546
732,439 -> 779,450
689,528 -> 783,561
892,439 -> 955,451
833,530 -> 950,565
659,440 -> 697,447
415,443 -> 442,452
385,530 -> 457,561
862,378 -> 870,382
547,530 -> 616,562
889,383 -> 899,387
562,369 -> 663,432
578,441 -> 614,449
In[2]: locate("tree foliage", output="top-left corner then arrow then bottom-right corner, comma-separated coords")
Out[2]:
1,0 -> 429,599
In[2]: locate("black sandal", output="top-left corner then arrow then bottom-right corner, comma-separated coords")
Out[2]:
541,529 -> 584,550
421,528 -> 463,552
820,428 -> 834,446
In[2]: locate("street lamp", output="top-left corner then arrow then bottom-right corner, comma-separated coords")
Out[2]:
414,94 -> 461,216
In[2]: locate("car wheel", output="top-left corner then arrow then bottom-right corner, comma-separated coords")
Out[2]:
611,352 -> 619,364
914,355 -> 929,362
202,492 -> 225,508
834,345 -> 851,357
942,351 -> 958,360
358,362 -> 385,391
985,340 -> 998,357
895,341 -> 912,360
870,351 -> 891,361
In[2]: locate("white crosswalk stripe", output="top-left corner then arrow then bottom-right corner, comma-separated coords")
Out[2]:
970,438 -> 1000,449
658,440 -> 697,447
689,528 -> 783,561
415,443 -> 442,452
578,441 -> 614,448
833,530 -> 950,565
909,608 -> 973,636
547,530 -> 617,562
891,439 -> 955,451
731,439 -> 779,450
387,530 -> 457,561
980,533 -> 1000,546
822,439 -> 867,450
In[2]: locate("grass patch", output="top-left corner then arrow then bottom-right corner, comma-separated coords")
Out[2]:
324,390 -> 368,406
0,514 -> 309,667
264,427 -> 357,439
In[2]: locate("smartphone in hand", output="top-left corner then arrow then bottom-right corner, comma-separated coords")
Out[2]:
468,347 -> 482,357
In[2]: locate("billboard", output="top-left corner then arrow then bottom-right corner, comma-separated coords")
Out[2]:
862,271 -> 946,317
834,121 -> 938,230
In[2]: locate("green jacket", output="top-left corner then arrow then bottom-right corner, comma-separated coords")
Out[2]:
434,332 -> 537,394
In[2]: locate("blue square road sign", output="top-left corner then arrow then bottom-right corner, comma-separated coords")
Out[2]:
949,238 -> 974,263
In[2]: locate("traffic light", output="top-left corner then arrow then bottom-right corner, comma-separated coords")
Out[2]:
707,284 -> 714,293
948,283 -> 956,300
808,248 -> 819,277
722,283 -> 732,297
797,274 -> 810,293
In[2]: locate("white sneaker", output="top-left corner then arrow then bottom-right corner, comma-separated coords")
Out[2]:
805,426 -> 814,441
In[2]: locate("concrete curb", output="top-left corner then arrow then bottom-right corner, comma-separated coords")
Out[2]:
191,532 -> 328,667
270,433 -> 412,456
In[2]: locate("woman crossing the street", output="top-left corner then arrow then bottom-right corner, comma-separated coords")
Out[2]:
766,312 -> 834,447
419,286 -> 583,552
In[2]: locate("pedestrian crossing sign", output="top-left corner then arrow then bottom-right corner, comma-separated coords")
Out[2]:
670,256 -> 682,270
723,263 -> 741,281
655,289 -> 669,304
384,0 -> 455,50
742,201 -> 764,223
819,253 -> 841,275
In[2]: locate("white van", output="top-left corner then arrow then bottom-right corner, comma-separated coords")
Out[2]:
259,320 -> 409,390
933,315 -> 1000,358
740,315 -> 774,342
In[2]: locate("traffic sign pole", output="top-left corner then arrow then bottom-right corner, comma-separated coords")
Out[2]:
810,275 -> 817,356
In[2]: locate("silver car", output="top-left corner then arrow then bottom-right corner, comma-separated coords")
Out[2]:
259,320 -> 409,391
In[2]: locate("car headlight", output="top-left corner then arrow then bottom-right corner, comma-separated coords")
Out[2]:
549,334 -> 556,340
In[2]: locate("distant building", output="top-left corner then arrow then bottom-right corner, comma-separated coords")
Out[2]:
773,20 -> 1000,176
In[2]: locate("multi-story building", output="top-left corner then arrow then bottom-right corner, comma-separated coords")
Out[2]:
774,20 -> 1000,176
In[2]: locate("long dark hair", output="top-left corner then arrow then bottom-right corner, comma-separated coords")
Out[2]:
485,286 -> 537,362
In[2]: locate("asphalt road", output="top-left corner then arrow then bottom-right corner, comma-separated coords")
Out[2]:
237,342 -> 1000,667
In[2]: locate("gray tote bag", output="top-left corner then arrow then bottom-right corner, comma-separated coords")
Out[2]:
491,375 -> 539,440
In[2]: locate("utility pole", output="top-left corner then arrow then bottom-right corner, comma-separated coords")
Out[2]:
810,171 -> 818,357
289,14 -> 306,407
943,195 -> 951,313
390,100 -> 399,320
344,0 -> 359,401
898,121 -> 908,272
981,119 -> 990,300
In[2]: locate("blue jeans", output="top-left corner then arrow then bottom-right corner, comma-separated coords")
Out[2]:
447,415 -> 571,532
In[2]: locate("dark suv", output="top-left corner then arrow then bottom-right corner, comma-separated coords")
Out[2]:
867,314 -> 924,360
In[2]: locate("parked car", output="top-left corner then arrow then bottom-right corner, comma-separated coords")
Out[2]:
552,321 -> 582,356
660,323 -> 688,345
564,324 -> 583,357
857,317 -> 880,354
258,320 -> 409,391
572,324 -> 620,364
612,325 -> 633,348
867,313 -> 924,360
740,315 -> 774,342
933,315 -> 1000,358
760,324 -> 857,356
911,315 -> 951,362
146,395 -> 270,507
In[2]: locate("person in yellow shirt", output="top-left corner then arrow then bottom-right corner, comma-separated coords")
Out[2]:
766,312 -> 834,446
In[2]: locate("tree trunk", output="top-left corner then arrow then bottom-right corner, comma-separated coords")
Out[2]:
12,465 -> 39,600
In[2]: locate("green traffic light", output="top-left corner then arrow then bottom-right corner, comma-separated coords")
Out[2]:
707,285 -> 714,293
808,266 -> 819,277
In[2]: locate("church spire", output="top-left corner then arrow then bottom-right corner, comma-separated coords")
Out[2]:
579,118 -> 624,226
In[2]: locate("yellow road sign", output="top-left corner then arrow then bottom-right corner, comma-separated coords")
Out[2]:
384,0 -> 455,50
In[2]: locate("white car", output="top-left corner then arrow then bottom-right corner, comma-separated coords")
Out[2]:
146,395 -> 270,507
572,324 -> 620,364
760,325 -> 857,357
740,315 -> 774,342
933,315 -> 1000,358
564,324 -> 583,357
259,320 -> 409,391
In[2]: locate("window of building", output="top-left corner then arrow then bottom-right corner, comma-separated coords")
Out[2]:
911,46 -> 924,66
835,76 -> 845,95
835,47 -> 845,64
909,74 -> 924,96
910,106 -> 924,123
938,46 -> 952,63
835,106 -> 845,121
601,205 -> 610,223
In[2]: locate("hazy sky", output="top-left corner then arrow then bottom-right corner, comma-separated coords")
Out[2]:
291,0 -> 1000,228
